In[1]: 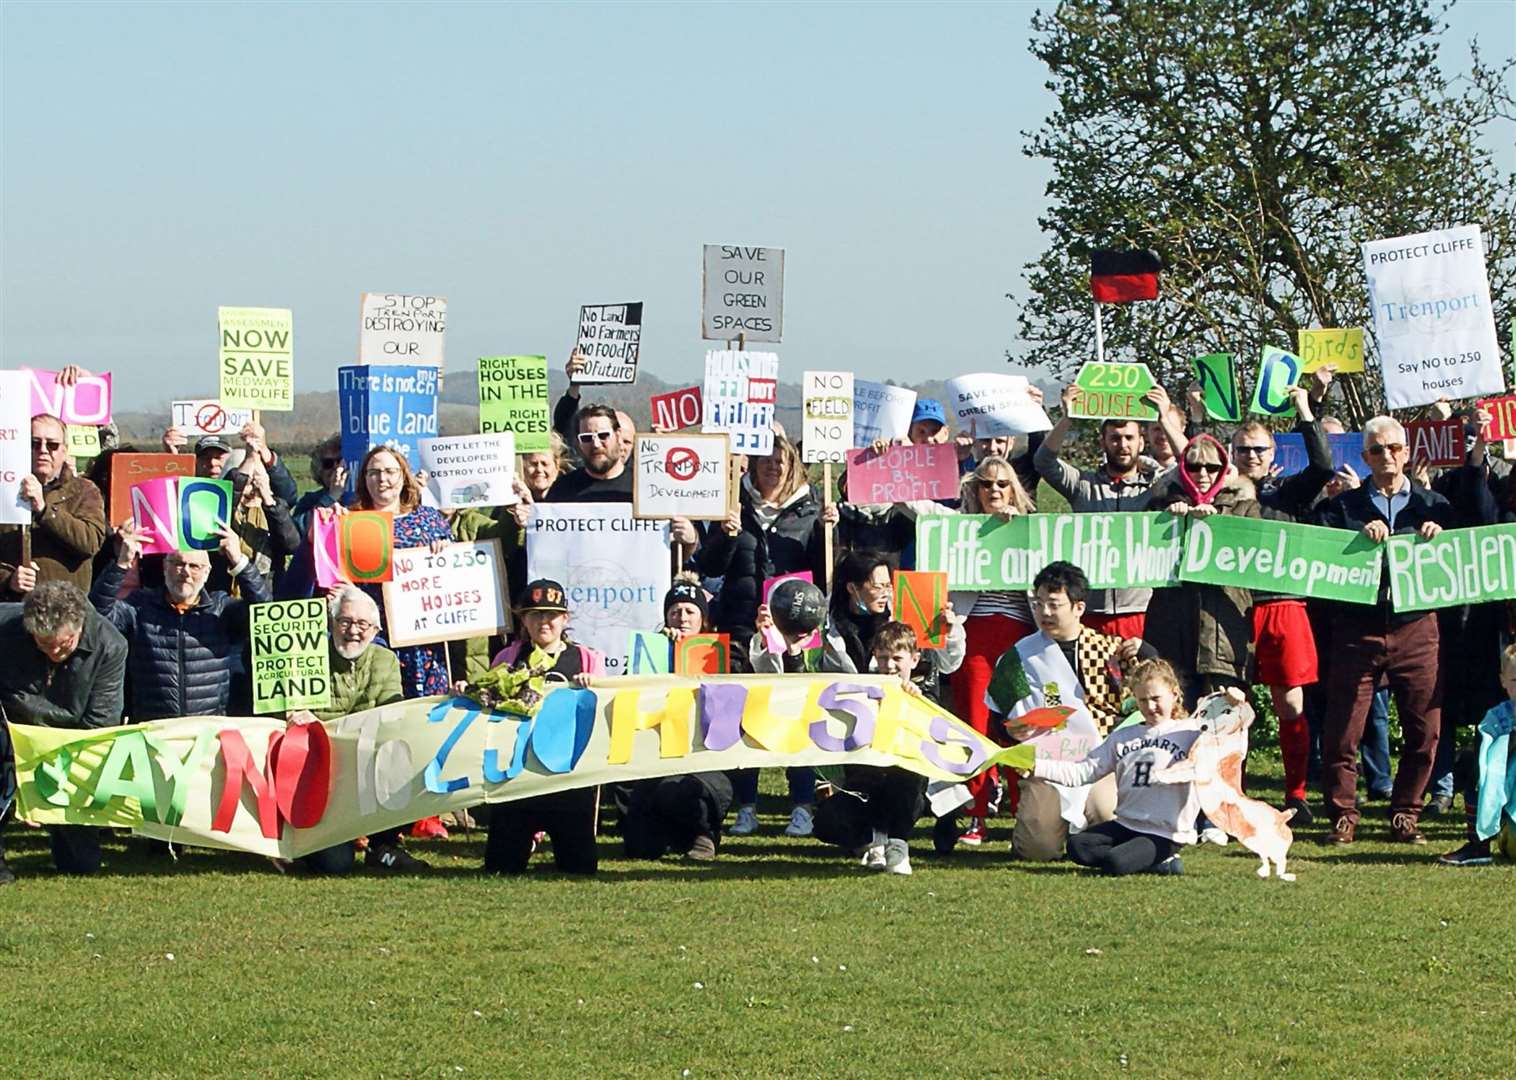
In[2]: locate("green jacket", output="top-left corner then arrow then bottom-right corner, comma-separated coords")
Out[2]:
445,508 -> 522,684
310,642 -> 404,721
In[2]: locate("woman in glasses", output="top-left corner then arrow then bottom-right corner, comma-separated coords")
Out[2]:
292,434 -> 348,535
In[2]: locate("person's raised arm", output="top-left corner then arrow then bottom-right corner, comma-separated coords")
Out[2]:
1142,384 -> 1188,460
1033,383 -> 1084,501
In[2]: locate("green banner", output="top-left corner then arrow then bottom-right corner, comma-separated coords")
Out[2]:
1386,524 -> 1516,612
1178,515 -> 1382,603
251,599 -> 331,715
915,512 -> 1182,591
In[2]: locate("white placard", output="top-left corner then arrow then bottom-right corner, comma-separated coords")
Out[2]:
171,400 -> 255,437
418,432 -> 517,509
944,373 -> 1053,437
1362,225 -> 1503,409
526,504 -> 671,676
702,244 -> 784,342
359,292 -> 447,368
381,540 -> 510,647
573,302 -> 642,384
0,370 -> 33,525
802,370 -> 854,463
702,349 -> 779,456
852,380 -> 916,447
632,434 -> 731,521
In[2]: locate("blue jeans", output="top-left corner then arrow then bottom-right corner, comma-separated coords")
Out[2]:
1359,688 -> 1393,796
732,768 -> 816,807
1427,715 -> 1456,800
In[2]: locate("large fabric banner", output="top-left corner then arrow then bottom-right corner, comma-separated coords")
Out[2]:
1386,523 -> 1516,612
915,513 -> 1183,591
7,675 -> 1013,859
1178,516 -> 1382,603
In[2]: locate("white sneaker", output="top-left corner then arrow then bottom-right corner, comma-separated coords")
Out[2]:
1201,826 -> 1229,847
784,804 -> 815,837
884,839 -> 912,876
730,805 -> 759,836
860,829 -> 887,870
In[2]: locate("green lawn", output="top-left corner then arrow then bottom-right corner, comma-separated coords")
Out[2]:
4,763 -> 1510,1079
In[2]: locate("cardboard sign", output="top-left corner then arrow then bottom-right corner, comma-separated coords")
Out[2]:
0,370 -> 34,525
219,307 -> 293,411
478,355 -> 550,454
650,385 -> 703,432
627,631 -> 673,674
251,599 -> 332,715
802,371 -> 854,464
944,374 -> 1052,437
1298,328 -> 1365,373
359,292 -> 447,367
312,511 -> 395,586
1179,516 -> 1381,604
632,434 -> 730,521
25,369 -> 112,425
338,365 -> 440,486
1192,353 -> 1241,422
418,433 -> 517,509
915,512 -> 1183,591
1387,523 -> 1516,611
674,634 -> 731,675
853,380 -> 916,446
129,477 -> 233,556
1405,418 -> 1466,467
845,443 -> 961,504
1068,362 -> 1158,421
702,350 -> 779,455
1249,347 -> 1301,418
108,453 -> 195,523
66,425 -> 100,460
574,303 -> 642,383
171,400 -> 254,437
382,540 -> 510,647
702,244 -> 783,342
1479,395 -> 1516,441
1364,224 -> 1503,409
894,571 -> 947,650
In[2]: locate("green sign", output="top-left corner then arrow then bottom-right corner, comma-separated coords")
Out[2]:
478,355 -> 550,454
1068,362 -> 1159,421
251,599 -> 331,715
1249,346 -> 1300,418
1192,353 -> 1241,422
1178,516 -> 1381,604
915,512 -> 1182,591
1386,524 -> 1516,612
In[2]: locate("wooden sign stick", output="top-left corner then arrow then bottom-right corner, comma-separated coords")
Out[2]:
822,462 -> 834,591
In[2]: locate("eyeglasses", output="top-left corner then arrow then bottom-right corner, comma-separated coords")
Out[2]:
336,617 -> 377,633
365,467 -> 401,479
577,430 -> 615,445
1185,462 -> 1222,475
1233,445 -> 1271,457
977,478 -> 1014,488
31,438 -> 63,452
1365,444 -> 1405,457
165,560 -> 210,574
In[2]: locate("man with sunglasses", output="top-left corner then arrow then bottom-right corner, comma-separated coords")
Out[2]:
547,404 -> 635,502
0,413 -> 109,596
1314,415 -> 1457,845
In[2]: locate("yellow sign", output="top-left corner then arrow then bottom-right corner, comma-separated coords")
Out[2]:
66,424 -> 100,459
1297,327 -> 1365,373
219,306 -> 294,411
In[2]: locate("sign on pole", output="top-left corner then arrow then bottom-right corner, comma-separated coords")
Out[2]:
171,400 -> 254,437
632,434 -> 731,521
382,540 -> 511,646
702,244 -> 783,342
359,292 -> 447,368
943,374 -> 1052,436
650,386 -> 703,432
574,303 -> 642,384
478,356 -> 550,454
250,599 -> 332,715
338,365 -> 440,483
802,371 -> 854,464
218,307 -> 294,411
1068,362 -> 1159,421
418,433 -> 518,509
852,380 -> 916,446
703,350 -> 779,455
0,370 -> 33,525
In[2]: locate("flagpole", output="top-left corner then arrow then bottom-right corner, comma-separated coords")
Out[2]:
1093,296 -> 1106,364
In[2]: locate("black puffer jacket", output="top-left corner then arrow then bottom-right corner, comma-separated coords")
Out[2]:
89,559 -> 270,721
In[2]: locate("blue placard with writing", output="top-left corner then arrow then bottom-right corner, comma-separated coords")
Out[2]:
339,365 -> 440,492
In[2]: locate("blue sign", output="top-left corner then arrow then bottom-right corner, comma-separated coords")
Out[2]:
339,365 -> 439,492
1271,432 -> 1360,477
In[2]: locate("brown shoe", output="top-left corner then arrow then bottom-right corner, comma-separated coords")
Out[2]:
685,834 -> 718,861
1390,812 -> 1426,845
1324,816 -> 1356,845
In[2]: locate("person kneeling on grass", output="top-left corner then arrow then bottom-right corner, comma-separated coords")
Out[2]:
1439,643 -> 1516,867
1016,659 -> 1227,876
482,579 -> 604,876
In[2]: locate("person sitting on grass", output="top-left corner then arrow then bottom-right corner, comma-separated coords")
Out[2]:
1438,643 -> 1516,867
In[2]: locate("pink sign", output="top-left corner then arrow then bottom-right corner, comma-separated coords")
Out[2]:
25,369 -> 113,425
129,477 -> 181,556
845,442 -> 961,504
311,515 -> 344,587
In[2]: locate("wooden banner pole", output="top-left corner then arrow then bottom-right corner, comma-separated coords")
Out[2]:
822,462 -> 834,590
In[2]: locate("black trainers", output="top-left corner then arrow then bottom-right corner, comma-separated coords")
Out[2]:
0,857 -> 14,886
1284,797 -> 1314,827
1147,855 -> 1184,875
368,844 -> 431,872
1437,841 -> 1493,867
685,834 -> 717,861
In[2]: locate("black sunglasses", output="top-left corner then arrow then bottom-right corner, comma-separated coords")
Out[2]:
32,438 -> 63,452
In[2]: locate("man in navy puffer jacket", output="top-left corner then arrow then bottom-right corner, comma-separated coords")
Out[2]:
89,517 -> 270,721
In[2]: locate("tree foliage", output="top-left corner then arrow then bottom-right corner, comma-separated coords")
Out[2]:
1013,0 -> 1515,424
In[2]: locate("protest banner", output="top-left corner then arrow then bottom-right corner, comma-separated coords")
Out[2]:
1178,516 -> 1382,604
25,368 -> 112,424
382,540 -> 510,647
894,571 -> 947,649
1387,523 -> 1516,612
66,425 -> 100,460
802,371 -> 854,464
171,400 -> 254,437
1479,395 -> 1516,441
0,370 -> 33,525
628,631 -> 673,674
1193,353 -> 1241,422
1298,327 -> 1366,373
418,433 -> 517,509
650,386 -> 702,432
852,380 -> 916,446
311,510 -> 395,586
526,504 -> 670,676
6,673 -> 1024,858
1405,418 -> 1466,467
702,244 -> 783,341
845,443 -> 960,504
338,365 -> 439,485
915,512 -> 1183,591
674,634 -> 731,675
478,355 -> 550,454
1271,432 -> 1361,478
1363,224 -> 1503,409
358,292 -> 447,367
944,374 -> 1052,436
703,350 -> 778,455
129,476 -> 234,556
632,434 -> 730,521
574,303 -> 642,383
219,307 -> 293,411
1068,361 -> 1158,421
250,599 -> 331,715
107,453 -> 194,522
1249,347 -> 1301,417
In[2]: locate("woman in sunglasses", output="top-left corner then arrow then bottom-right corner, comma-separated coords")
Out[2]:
291,434 -> 348,535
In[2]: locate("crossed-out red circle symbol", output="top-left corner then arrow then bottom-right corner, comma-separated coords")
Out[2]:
196,403 -> 228,433
665,447 -> 699,482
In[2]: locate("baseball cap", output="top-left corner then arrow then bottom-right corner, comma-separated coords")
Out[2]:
195,435 -> 233,455
769,579 -> 826,637
911,398 -> 947,428
516,579 -> 569,614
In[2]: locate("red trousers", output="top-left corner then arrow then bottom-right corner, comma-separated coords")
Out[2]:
1082,611 -> 1146,641
955,614 -> 1035,818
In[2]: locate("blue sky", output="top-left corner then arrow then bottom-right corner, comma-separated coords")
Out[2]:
2,1 -> 1512,410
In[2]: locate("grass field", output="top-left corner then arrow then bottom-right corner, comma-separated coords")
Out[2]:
4,762 -> 1511,1079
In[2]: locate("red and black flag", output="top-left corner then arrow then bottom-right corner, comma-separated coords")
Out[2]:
1089,249 -> 1163,304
